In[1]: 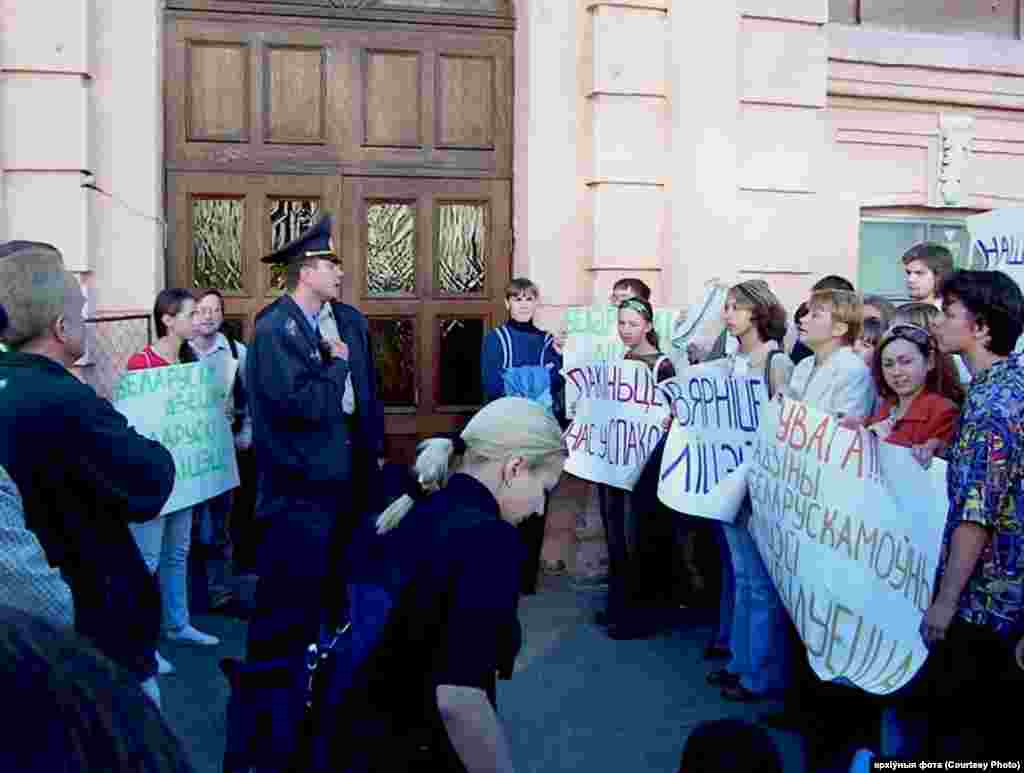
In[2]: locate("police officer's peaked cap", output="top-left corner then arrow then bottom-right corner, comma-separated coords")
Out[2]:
261,213 -> 338,265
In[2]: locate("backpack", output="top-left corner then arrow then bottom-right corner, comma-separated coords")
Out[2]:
502,364 -> 555,414
496,327 -> 560,418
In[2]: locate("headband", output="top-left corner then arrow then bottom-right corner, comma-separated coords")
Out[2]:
619,298 -> 653,319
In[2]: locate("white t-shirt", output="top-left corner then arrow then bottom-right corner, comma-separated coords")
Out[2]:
189,332 -> 252,444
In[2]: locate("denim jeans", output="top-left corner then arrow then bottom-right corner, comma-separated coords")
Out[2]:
722,513 -> 789,695
712,523 -> 734,651
131,506 -> 193,634
195,490 -> 234,596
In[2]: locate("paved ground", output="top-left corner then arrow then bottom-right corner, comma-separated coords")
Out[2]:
160,575 -> 809,772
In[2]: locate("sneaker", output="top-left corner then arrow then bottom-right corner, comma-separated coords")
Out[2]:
164,625 -> 220,646
156,650 -> 175,675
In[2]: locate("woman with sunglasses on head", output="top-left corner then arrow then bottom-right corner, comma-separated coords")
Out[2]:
843,323 -> 963,451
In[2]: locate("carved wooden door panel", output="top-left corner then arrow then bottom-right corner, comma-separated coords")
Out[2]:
164,6 -> 513,461
341,176 -> 510,461
167,173 -> 342,341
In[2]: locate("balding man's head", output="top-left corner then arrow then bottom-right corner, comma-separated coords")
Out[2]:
0,242 -> 85,362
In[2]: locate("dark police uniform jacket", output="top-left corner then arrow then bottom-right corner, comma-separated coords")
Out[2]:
248,295 -> 352,518
0,352 -> 174,681
328,301 -> 385,473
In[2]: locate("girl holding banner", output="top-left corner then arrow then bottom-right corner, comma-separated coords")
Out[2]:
596,297 -> 676,639
126,289 -> 220,676
707,280 -> 794,703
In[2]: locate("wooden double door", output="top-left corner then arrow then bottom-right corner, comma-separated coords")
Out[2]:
164,5 -> 514,460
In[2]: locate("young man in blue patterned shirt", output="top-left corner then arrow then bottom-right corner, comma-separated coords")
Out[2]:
905,270 -> 1024,758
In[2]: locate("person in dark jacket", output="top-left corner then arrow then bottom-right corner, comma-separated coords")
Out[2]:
480,278 -> 565,594
245,214 -> 354,661
0,240 -> 175,707
480,278 -> 564,405
333,397 -> 566,772
0,606 -> 196,773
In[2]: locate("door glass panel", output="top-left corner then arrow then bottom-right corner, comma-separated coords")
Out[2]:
369,317 -> 417,408
268,198 -> 320,292
367,202 -> 416,295
858,221 -> 925,302
436,202 -> 487,295
859,218 -> 968,302
192,197 -> 244,291
437,317 -> 484,406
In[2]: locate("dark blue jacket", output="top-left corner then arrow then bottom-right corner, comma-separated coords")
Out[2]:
0,352 -> 174,680
329,302 -> 385,461
481,319 -> 562,404
248,295 -> 352,517
333,473 -> 523,771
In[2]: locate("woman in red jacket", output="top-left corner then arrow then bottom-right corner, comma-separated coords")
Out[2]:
862,323 -> 963,450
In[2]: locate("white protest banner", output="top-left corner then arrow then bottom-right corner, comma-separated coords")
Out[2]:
748,398 -> 948,695
561,305 -> 683,371
562,359 -> 669,490
114,362 -> 240,515
968,207 -> 1024,352
657,365 -> 765,522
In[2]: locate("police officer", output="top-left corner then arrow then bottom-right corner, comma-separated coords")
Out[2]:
245,213 -> 354,660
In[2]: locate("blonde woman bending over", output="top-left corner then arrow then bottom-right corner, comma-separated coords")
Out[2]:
328,397 -> 565,773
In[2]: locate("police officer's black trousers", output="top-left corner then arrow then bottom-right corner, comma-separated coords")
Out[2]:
246,505 -> 336,661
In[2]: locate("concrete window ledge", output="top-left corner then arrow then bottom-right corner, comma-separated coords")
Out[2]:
828,22 -> 1024,78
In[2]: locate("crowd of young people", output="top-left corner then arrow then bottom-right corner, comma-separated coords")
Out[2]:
3,229 -> 1024,771
479,242 -> 1024,768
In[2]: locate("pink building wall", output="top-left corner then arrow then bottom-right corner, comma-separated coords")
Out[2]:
515,0 -> 1024,575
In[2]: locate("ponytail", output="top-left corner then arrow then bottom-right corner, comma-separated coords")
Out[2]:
375,437 -> 462,534
374,397 -> 564,535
